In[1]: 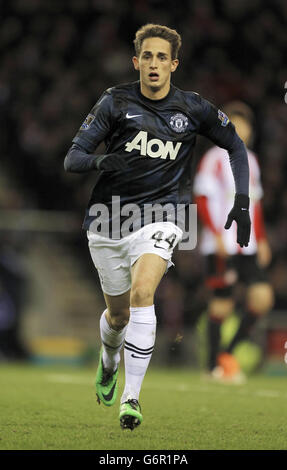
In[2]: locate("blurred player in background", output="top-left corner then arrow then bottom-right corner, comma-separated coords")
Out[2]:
64,24 -> 251,430
193,101 -> 274,383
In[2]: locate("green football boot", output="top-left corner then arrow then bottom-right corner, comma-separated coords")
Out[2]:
119,399 -> 143,430
95,348 -> 118,406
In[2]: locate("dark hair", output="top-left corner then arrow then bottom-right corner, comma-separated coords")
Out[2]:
134,23 -> 182,60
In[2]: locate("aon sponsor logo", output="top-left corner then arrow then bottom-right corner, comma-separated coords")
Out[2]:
125,131 -> 182,160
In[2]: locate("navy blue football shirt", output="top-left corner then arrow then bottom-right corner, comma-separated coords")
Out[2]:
65,81 -> 249,237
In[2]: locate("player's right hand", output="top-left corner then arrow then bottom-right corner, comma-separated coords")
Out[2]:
95,153 -> 129,172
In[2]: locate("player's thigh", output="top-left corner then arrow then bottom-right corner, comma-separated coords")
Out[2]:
131,253 -> 168,303
87,231 -> 131,297
129,222 -> 182,304
129,221 -> 182,275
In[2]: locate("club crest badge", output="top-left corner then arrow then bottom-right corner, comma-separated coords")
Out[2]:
218,110 -> 229,127
80,113 -> 95,130
170,113 -> 189,133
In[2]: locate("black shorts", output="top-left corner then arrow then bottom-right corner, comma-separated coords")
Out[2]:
205,254 -> 267,297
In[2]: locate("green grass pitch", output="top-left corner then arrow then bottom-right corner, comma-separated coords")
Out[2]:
0,363 -> 286,450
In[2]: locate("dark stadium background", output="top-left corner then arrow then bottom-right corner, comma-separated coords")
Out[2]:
0,0 -> 286,370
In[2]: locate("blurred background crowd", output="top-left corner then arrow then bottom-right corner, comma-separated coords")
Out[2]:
0,0 -> 286,366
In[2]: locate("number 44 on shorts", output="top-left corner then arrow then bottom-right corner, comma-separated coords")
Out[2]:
151,231 -> 177,250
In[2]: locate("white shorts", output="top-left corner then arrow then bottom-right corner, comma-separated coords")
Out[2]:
87,222 -> 183,296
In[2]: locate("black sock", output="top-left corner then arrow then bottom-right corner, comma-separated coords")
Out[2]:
226,311 -> 258,353
207,316 -> 222,370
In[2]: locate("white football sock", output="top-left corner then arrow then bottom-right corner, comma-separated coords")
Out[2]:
121,305 -> 156,403
100,310 -> 128,372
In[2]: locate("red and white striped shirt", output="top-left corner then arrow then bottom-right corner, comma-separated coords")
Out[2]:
193,146 -> 266,255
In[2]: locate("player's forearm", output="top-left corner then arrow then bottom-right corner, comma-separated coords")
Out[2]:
227,134 -> 249,196
206,131 -> 249,196
64,143 -> 99,173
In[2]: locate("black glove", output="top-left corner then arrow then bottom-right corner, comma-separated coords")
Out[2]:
224,193 -> 251,247
95,153 -> 129,172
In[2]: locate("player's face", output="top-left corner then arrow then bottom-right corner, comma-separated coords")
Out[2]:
231,115 -> 253,147
133,37 -> 179,99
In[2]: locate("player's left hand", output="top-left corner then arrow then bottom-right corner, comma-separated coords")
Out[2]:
224,193 -> 251,248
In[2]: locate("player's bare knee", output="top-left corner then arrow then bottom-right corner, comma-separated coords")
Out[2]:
246,283 -> 274,316
107,308 -> 130,330
130,283 -> 153,307
208,297 -> 234,320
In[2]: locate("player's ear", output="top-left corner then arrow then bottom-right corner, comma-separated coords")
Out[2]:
171,59 -> 179,73
132,56 -> 140,71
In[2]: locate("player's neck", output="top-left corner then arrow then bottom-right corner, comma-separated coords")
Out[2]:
140,81 -> 171,101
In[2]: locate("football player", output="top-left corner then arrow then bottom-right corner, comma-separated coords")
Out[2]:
64,24 -> 251,429
193,101 -> 274,382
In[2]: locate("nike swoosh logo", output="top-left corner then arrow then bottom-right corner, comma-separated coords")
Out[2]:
126,113 -> 142,119
102,382 -> 117,402
131,353 -> 149,359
